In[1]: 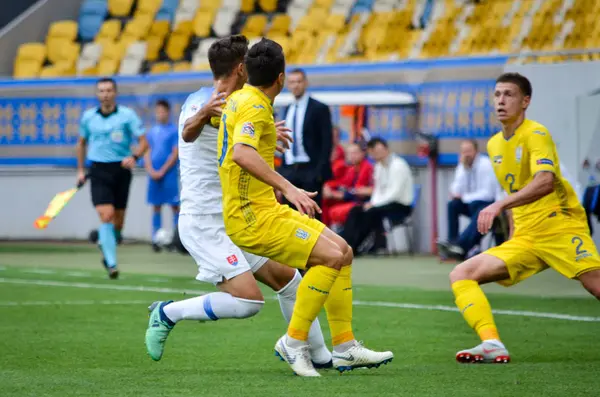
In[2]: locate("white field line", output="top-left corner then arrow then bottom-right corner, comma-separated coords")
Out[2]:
1,278 -> 599,322
0,300 -> 148,307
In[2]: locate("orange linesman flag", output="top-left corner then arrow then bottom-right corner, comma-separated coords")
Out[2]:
34,175 -> 88,230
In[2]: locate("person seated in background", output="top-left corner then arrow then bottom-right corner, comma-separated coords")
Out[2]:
321,142 -> 373,230
342,137 -> 414,255
331,125 -> 347,180
144,99 -> 180,252
438,139 -> 498,260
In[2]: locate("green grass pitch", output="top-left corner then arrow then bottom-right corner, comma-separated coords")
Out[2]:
0,243 -> 599,396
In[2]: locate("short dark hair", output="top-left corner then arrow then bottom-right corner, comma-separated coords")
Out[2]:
496,73 -> 532,97
97,77 -> 117,91
245,38 -> 285,87
156,99 -> 170,111
208,35 -> 249,79
464,139 -> 478,151
288,68 -> 306,79
367,137 -> 388,149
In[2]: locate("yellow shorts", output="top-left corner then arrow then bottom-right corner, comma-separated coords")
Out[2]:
486,223 -> 600,286
229,204 -> 325,270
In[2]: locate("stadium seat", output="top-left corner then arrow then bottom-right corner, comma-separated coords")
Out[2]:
46,21 -> 79,64
165,32 -> 191,61
13,43 -> 46,78
119,41 -> 147,75
150,61 -> 172,74
97,20 -> 122,42
146,36 -> 164,61
136,0 -> 163,18
213,8 -> 238,37
79,0 -> 108,18
97,59 -> 120,75
122,16 -> 153,41
193,11 -> 214,37
173,61 -> 191,72
108,0 -> 134,17
241,14 -> 268,38
192,38 -> 217,68
241,0 -> 256,13
258,0 -> 277,12
267,14 -> 291,36
77,42 -> 102,75
79,15 -> 105,41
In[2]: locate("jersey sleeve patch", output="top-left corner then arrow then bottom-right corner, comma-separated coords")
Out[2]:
241,122 -> 255,138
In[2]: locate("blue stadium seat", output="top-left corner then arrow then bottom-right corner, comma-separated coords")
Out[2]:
155,9 -> 173,22
80,0 -> 108,17
159,0 -> 179,13
79,15 -> 105,41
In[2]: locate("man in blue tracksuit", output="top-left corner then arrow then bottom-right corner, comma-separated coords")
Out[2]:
76,77 -> 148,279
144,99 -> 180,251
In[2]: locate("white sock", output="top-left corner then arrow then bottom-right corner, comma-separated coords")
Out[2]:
163,292 -> 264,322
277,270 -> 332,364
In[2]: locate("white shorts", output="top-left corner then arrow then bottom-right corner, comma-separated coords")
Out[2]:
178,213 -> 268,285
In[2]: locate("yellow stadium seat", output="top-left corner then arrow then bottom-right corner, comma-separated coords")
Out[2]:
192,62 -> 210,71
13,60 -> 42,79
165,33 -> 190,61
96,59 -> 120,76
199,1 -> 221,12
39,65 -> 64,78
324,14 -> 346,33
101,42 -> 123,61
193,11 -> 213,37
16,43 -> 46,65
241,0 -> 255,13
314,0 -> 334,9
173,61 -> 191,72
258,0 -> 277,13
122,16 -> 153,40
150,20 -> 171,40
47,39 -> 73,64
173,20 -> 193,36
146,36 -> 164,61
150,62 -> 172,74
242,15 -> 268,38
108,0 -> 134,17
97,20 -> 122,41
47,20 -> 78,42
136,0 -> 162,18
268,14 -> 290,36
57,41 -> 81,65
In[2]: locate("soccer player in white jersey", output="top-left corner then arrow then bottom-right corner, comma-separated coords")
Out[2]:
144,35 -> 332,368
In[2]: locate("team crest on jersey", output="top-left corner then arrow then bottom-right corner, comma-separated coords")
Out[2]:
111,130 -> 124,143
515,146 -> 522,163
295,228 -> 310,240
191,105 -> 198,112
493,155 -> 503,165
536,158 -> 554,166
241,122 -> 255,137
226,255 -> 239,266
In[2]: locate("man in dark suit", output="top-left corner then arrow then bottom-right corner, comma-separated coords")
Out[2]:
278,68 -> 333,214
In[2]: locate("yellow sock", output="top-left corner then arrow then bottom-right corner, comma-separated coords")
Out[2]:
287,265 -> 339,341
452,280 -> 500,342
324,265 -> 354,346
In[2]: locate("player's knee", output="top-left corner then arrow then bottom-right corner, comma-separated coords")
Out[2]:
99,210 -> 114,223
579,270 -> 600,300
342,243 -> 354,264
325,248 -> 346,270
449,261 -> 477,284
233,297 -> 264,318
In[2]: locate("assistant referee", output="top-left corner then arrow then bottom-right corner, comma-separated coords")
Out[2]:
76,77 -> 148,279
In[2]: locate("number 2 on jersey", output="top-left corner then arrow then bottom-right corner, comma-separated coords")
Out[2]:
505,173 -> 518,193
571,236 -> 588,255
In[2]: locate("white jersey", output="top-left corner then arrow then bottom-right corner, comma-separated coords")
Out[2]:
178,87 -> 222,215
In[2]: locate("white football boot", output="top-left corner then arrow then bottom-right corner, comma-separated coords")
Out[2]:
456,341 -> 510,363
274,335 -> 321,377
332,341 -> 394,373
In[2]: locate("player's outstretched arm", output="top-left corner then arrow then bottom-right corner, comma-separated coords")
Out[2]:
232,144 -> 321,217
182,92 -> 226,143
477,172 -> 554,234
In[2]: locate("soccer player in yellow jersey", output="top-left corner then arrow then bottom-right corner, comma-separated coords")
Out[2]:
217,38 -> 393,377
450,72 -> 600,364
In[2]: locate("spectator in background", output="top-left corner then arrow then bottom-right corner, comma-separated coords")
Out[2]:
144,99 -> 180,252
277,68 -> 333,214
342,137 -> 414,255
321,142 -> 373,230
437,139 -> 498,260
331,125 -> 347,180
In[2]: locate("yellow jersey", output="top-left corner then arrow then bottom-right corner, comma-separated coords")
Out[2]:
217,84 -> 278,234
487,119 -> 585,233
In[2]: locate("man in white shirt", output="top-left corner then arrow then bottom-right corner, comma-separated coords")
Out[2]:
438,139 -> 498,260
341,137 -> 414,254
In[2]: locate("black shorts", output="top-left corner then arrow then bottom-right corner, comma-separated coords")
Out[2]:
89,161 -> 132,209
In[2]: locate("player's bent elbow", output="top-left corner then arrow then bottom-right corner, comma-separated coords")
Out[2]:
231,144 -> 246,166
181,128 -> 194,143
539,172 -> 556,196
